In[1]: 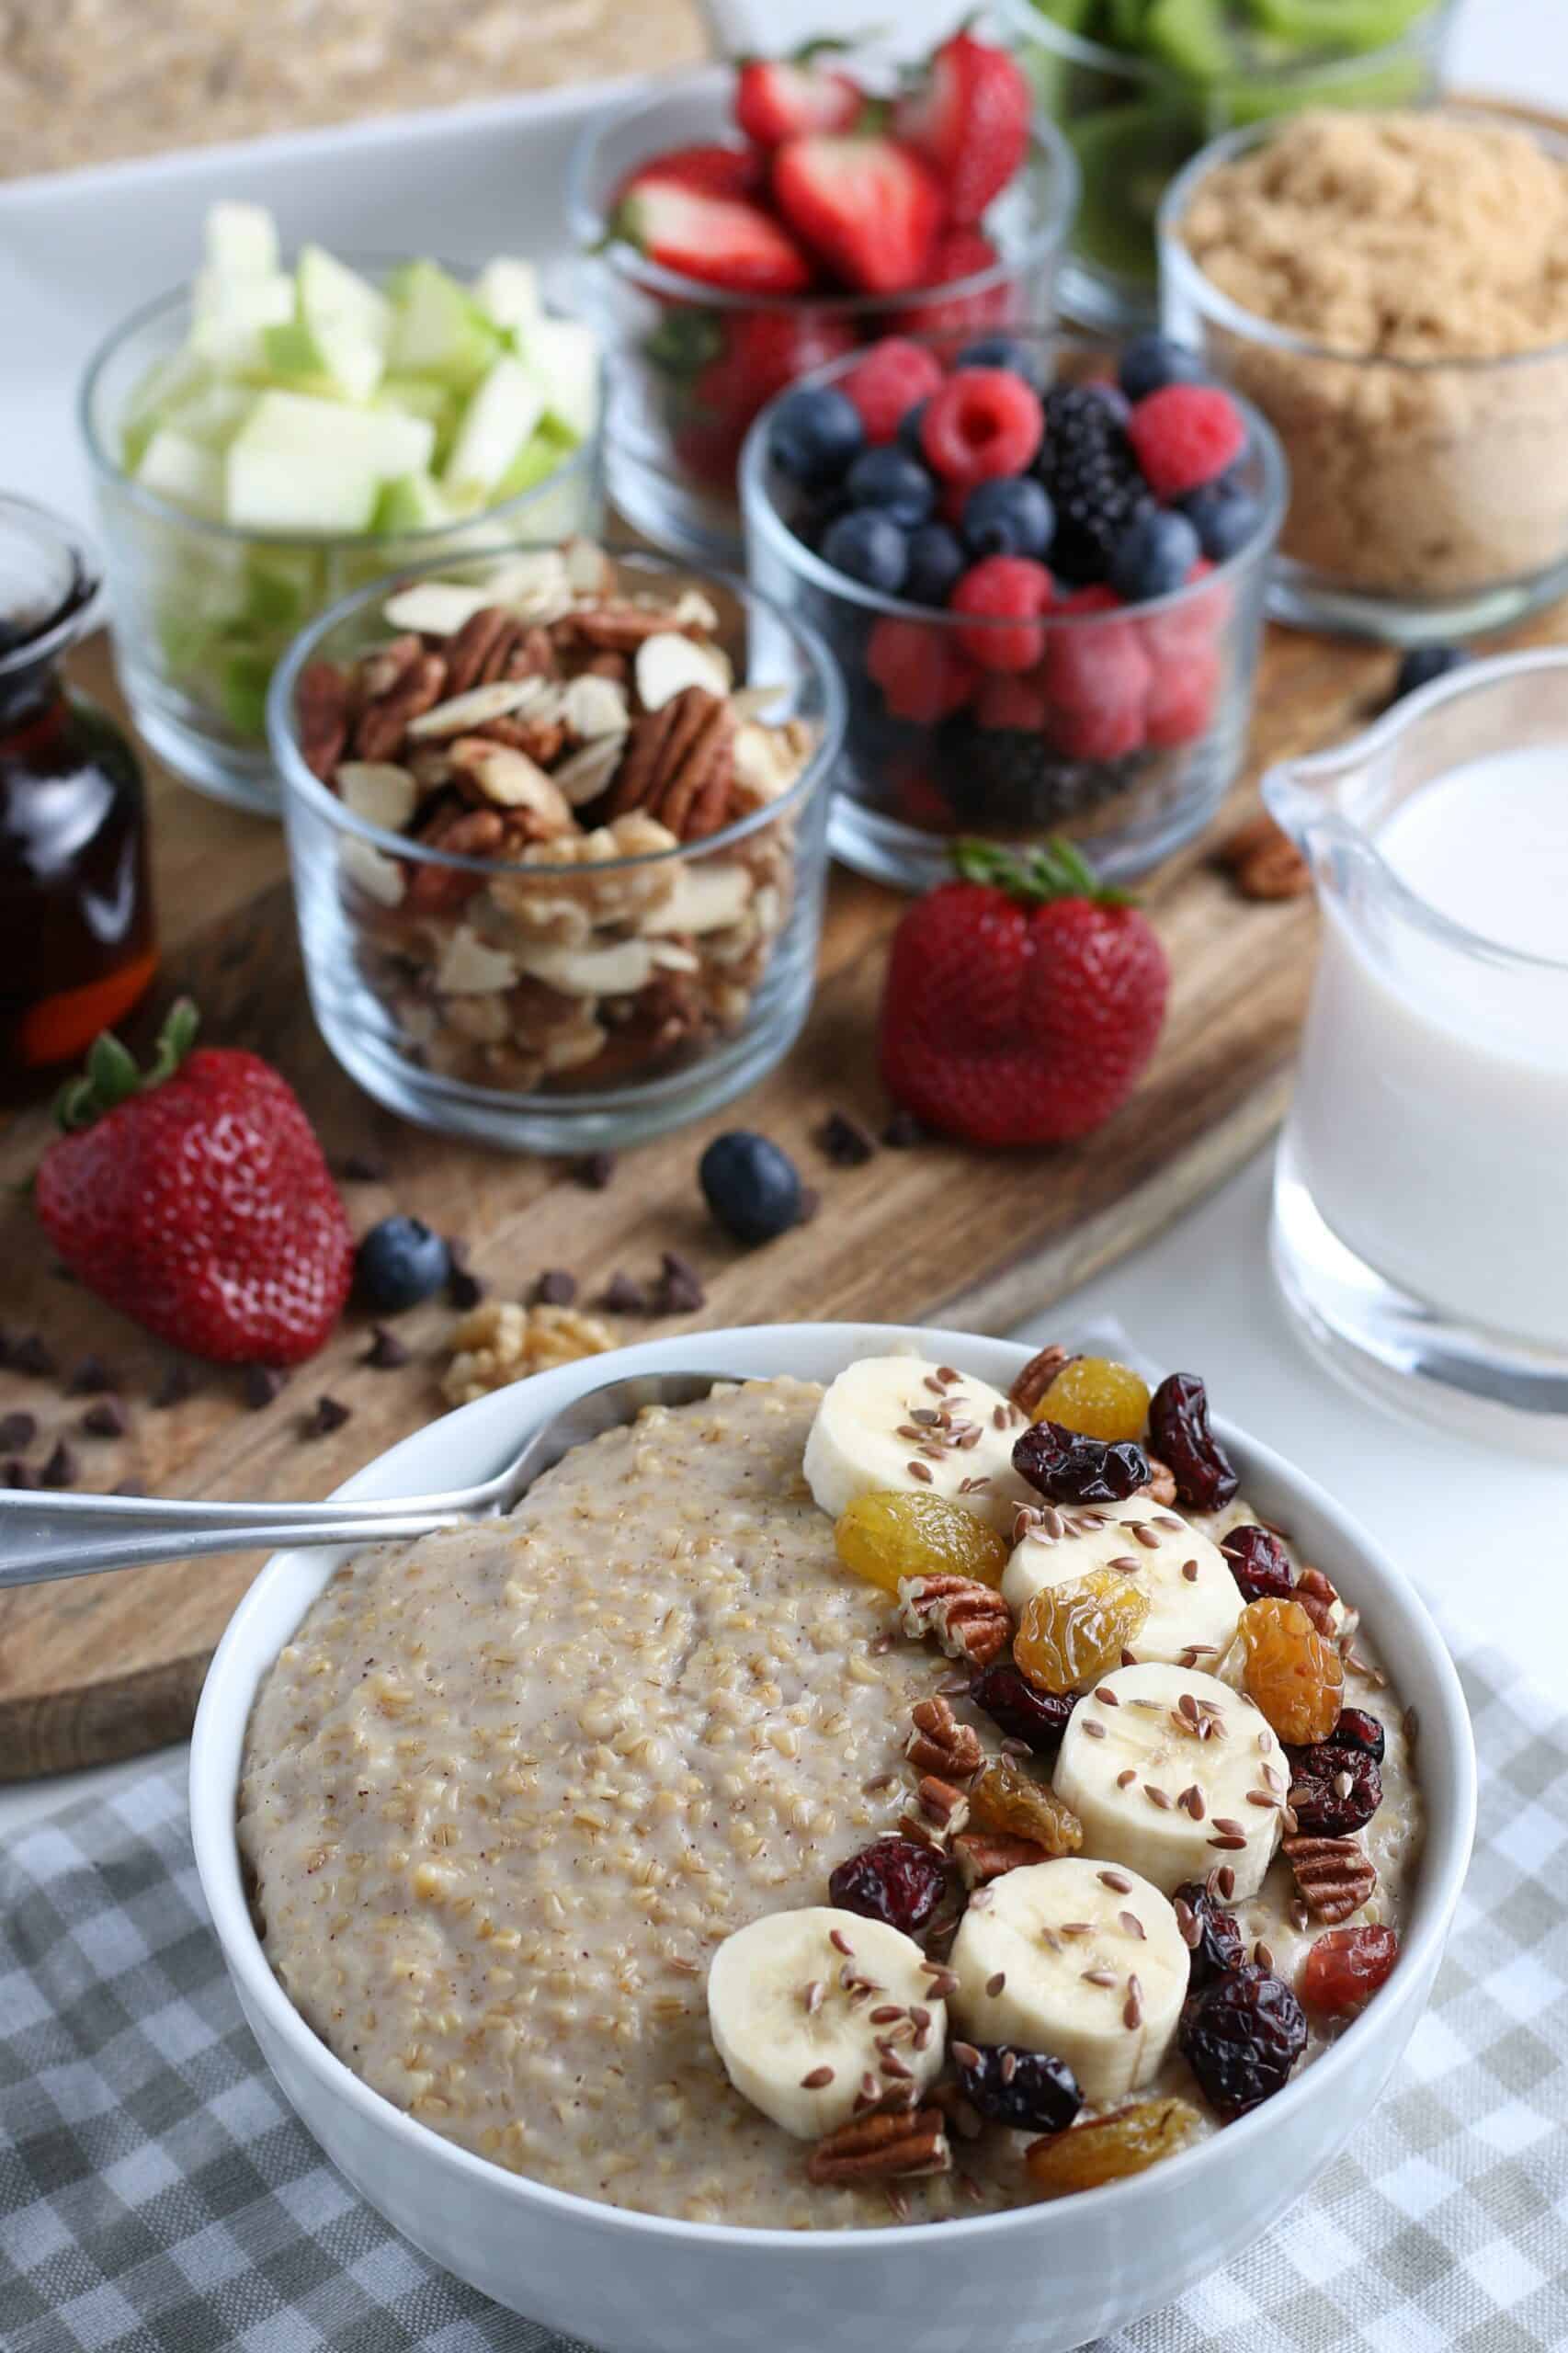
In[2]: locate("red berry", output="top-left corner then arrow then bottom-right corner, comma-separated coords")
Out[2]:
734,55 -> 863,147
867,616 -> 976,723
892,31 -> 1031,226
892,228 -> 1006,337
683,308 -> 858,484
1128,385 -> 1246,500
1057,585 -> 1119,615
615,180 -> 812,295
612,142 -> 765,207
950,556 -> 1053,671
1300,1926 -> 1399,2018
840,337 -> 946,444
1041,616 -> 1150,761
827,1836 -> 948,1933
1219,1524 -> 1295,1605
921,369 -> 1043,488
973,670 -> 1050,730
772,132 -> 945,296
1143,646 -> 1221,747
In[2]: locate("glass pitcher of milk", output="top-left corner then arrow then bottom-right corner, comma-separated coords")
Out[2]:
1265,649 -> 1568,1457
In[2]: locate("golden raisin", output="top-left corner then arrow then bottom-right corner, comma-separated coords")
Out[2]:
1025,2097 -> 1200,2194
970,1757 -> 1083,1857
1239,1596 -> 1344,1745
835,1490 -> 1009,1597
1014,1565 -> 1151,1694
1036,1356 -> 1151,1442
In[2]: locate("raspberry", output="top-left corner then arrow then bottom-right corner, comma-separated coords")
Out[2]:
1041,616 -> 1150,762
973,671 -> 1050,731
1143,647 -> 1221,747
950,555 -> 1054,671
1128,385 -> 1247,500
921,369 -> 1043,487
867,616 -> 977,723
841,338 -> 947,445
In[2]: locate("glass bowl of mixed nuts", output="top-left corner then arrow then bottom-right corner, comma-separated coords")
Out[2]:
268,538 -> 842,1149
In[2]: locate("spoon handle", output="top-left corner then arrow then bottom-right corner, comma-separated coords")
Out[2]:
0,1495 -> 467,1590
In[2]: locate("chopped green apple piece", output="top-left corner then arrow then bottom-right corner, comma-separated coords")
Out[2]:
241,548 -> 322,629
494,419 -> 579,502
238,388 -> 436,477
387,262 -> 503,390
443,357 -> 546,497
189,267 -> 295,369
135,427 -> 226,517
375,375 -> 460,462
473,256 -> 540,335
372,471 -> 454,533
205,199 -> 281,278
219,646 -> 276,737
165,381 -> 256,449
225,439 -> 380,533
519,317 -> 598,441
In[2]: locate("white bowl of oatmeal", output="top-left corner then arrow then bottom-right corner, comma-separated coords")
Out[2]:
190,1324 -> 1475,2353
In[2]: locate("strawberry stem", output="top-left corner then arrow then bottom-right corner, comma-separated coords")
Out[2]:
53,997 -> 200,1132
949,836 -> 1137,907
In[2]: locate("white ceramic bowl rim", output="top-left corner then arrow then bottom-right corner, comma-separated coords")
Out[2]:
191,1322 -> 1476,2252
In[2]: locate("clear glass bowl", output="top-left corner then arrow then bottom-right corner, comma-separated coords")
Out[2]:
567,65 -> 1079,569
268,543 -> 843,1152
80,269 -> 605,818
1159,114 -> 1568,643
994,0 -> 1455,335
739,328 -> 1287,892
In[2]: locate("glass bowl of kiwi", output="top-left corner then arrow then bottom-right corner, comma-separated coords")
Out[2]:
994,0 -> 1458,334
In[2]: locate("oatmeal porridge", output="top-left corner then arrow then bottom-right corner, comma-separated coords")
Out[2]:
239,1354 -> 1424,2227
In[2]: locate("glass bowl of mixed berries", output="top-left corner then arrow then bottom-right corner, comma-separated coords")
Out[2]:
568,33 -> 1079,566
740,326 -> 1288,890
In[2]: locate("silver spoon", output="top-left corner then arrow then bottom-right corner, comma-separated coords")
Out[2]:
0,1369 -> 741,1591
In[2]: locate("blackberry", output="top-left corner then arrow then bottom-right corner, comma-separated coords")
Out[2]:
1035,385 -> 1153,585
932,716 -> 1144,828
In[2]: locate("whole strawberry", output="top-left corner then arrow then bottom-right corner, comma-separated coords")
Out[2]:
37,1001 -> 354,1364
893,31 -> 1030,228
878,841 -> 1168,1146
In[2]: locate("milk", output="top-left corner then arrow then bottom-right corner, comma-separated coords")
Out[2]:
1288,745 -> 1568,1347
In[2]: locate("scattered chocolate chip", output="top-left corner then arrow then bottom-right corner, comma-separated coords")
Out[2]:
796,1187 -> 822,1224
446,1238 -> 483,1309
532,1269 -> 578,1307
51,1263 -> 78,1284
5,1458 -> 39,1490
153,1364 -> 196,1409
881,1108 -> 926,1149
654,1251 -> 705,1315
65,1354 -> 115,1395
244,1365 -> 287,1410
0,1411 -> 37,1451
600,1272 -> 651,1314
80,1398 -> 128,1439
112,1481 -> 147,1498
305,1395 -> 352,1438
816,1110 -> 876,1168
362,1324 -> 411,1370
11,1335 -> 56,1378
337,1154 -> 388,1183
573,1151 -> 616,1191
41,1440 -> 79,1488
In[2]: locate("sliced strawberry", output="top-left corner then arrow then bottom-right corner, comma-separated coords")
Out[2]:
893,31 -> 1030,227
613,142 -> 767,208
892,226 -> 1006,337
735,51 -> 864,147
772,133 -> 945,295
615,180 -> 812,295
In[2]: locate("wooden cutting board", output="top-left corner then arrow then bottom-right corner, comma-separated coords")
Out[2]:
0,614 -> 1496,1779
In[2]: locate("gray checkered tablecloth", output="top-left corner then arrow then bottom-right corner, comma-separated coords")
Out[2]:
3,1616 -> 1566,2353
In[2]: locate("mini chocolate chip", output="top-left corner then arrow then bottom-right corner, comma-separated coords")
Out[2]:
42,1440 -> 79,1488
881,1108 -> 926,1149
0,1411 -> 37,1450
363,1324 -> 410,1370
51,1262 -> 78,1284
65,1354 -> 115,1395
532,1269 -> 577,1307
5,1458 -> 39,1490
80,1398 -> 128,1438
816,1110 -> 876,1167
573,1151 -> 616,1190
600,1272 -> 651,1314
306,1395 -> 352,1438
11,1335 -> 56,1377
796,1186 -> 822,1224
446,1240 -> 483,1309
654,1251 -> 705,1315
153,1364 -> 196,1409
244,1365 -> 287,1410
337,1154 -> 388,1183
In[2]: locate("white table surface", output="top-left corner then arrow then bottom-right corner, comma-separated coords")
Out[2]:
3,0 -> 1566,1855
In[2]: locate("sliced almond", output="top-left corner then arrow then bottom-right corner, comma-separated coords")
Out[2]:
407,679 -> 551,740
562,673 -> 631,741
514,937 -> 658,995
648,939 -> 699,973
338,834 -> 405,908
642,861 -> 754,936
381,582 -> 494,637
562,537 -> 615,597
634,631 -> 732,712
487,550 -> 572,616
727,682 -> 790,723
671,587 -> 722,632
336,761 -> 417,834
436,926 -> 518,995
448,735 -> 573,828
552,735 -> 626,808
733,719 -> 807,804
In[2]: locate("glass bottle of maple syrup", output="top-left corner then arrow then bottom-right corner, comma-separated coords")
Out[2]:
0,494 -> 156,1091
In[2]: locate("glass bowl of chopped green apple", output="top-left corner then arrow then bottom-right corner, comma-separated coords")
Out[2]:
994,0 -> 1457,334
80,203 -> 604,815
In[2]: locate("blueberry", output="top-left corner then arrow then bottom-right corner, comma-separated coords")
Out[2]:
1391,643 -> 1468,703
699,1131 -> 803,1245
356,1216 -> 451,1313
903,521 -> 966,607
845,446 -> 936,529
821,508 -> 908,593
767,385 -> 865,489
1118,332 -> 1207,404
1182,477 -> 1261,562
1108,508 -> 1200,602
961,475 -> 1055,561
957,335 -> 1049,391
897,398 -> 932,458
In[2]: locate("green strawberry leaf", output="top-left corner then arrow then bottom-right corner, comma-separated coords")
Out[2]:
949,835 -> 1138,907
51,996 -> 201,1133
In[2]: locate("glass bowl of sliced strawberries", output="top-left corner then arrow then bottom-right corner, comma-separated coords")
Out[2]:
740,325 -> 1288,892
568,32 -> 1079,567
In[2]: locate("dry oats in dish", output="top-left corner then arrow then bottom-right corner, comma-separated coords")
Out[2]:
239,1359 -> 1424,2228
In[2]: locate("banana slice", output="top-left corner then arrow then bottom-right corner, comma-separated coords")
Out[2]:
1003,1496 -> 1240,1668
803,1355 -> 1032,1534
949,1857 -> 1187,2105
707,1906 -> 948,2139
1052,1662 -> 1284,1901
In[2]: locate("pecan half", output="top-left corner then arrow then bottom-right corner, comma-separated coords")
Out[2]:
897,1575 -> 1012,1668
1294,1565 -> 1339,1638
568,603 -> 699,653
405,807 -> 506,914
1282,1835 -> 1376,1923
1008,1343 -> 1075,1417
360,633 -> 425,700
915,1775 -> 970,1835
297,660 -> 351,781
905,1695 -> 983,1780
1216,813 -> 1311,902
807,2106 -> 950,2187
505,625 -> 559,682
1142,1456 -> 1178,1508
607,688 -> 733,840
476,713 -> 567,767
355,652 -> 447,762
443,605 -> 517,696
951,1830 -> 1049,1887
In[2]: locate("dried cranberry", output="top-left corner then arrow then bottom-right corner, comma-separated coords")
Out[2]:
969,1661 -> 1077,1753
1284,1743 -> 1382,1836
952,2041 -> 1083,2135
1013,1418 -> 1149,1506
1147,1373 -> 1237,1513
1220,1523 -> 1294,1604
1179,1965 -> 1307,2118
828,1836 -> 947,1935
1172,1880 -> 1245,1988
1324,1708 -> 1385,1764
1300,1926 -> 1399,2018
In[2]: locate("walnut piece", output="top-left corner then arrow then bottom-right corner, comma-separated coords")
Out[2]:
441,1302 -> 618,1405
